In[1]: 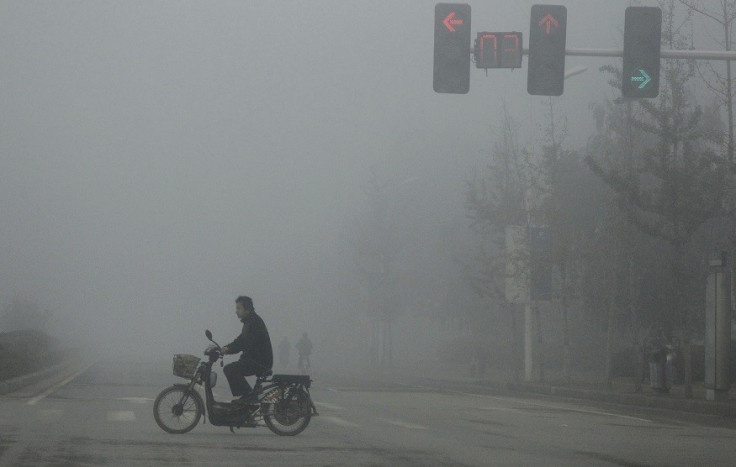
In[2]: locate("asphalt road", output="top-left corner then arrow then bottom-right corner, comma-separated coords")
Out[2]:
1,359 -> 736,466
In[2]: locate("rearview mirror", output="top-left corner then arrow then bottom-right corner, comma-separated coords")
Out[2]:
205,330 -> 213,340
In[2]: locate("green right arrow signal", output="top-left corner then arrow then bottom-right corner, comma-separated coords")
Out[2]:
630,69 -> 651,89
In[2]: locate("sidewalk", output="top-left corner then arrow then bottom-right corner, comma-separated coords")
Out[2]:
383,359 -> 736,418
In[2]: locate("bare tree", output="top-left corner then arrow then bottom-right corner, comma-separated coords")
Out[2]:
464,105 -> 532,382
346,170 -> 416,367
677,0 -> 736,298
588,0 -> 732,396
677,0 -> 736,161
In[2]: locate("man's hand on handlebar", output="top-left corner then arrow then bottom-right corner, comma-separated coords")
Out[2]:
221,346 -> 229,355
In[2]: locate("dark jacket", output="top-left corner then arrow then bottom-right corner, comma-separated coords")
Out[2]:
296,336 -> 312,356
225,311 -> 273,372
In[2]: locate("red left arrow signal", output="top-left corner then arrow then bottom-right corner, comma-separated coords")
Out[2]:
538,13 -> 559,34
443,12 -> 464,32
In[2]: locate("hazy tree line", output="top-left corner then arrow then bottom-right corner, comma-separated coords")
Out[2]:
461,0 -> 736,396
6,1 -> 736,390
343,1 -> 736,395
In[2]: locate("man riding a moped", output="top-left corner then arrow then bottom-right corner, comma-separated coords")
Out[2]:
153,296 -> 317,436
221,296 -> 272,405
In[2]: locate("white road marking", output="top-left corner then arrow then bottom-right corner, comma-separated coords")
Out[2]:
478,396 -> 652,423
117,397 -> 153,404
27,362 -> 96,406
324,386 -> 362,392
554,406 -> 652,423
323,416 -> 360,427
380,418 -> 427,430
479,406 -> 515,411
107,410 -> 136,422
315,402 -> 345,411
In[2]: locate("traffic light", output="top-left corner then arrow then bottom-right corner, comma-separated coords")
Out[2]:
527,4 -> 567,96
433,3 -> 471,94
474,32 -> 523,69
622,7 -> 662,98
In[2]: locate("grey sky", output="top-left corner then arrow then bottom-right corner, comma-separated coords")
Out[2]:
0,1 -> 657,354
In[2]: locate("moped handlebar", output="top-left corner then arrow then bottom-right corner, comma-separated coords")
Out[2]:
205,330 -> 228,367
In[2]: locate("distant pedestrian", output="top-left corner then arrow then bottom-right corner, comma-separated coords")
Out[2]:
296,332 -> 313,373
278,336 -> 291,369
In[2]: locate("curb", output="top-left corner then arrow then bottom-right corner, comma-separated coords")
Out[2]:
544,385 -> 736,417
462,379 -> 736,418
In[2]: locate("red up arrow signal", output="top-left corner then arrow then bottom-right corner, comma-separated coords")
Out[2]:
538,13 -> 559,34
442,11 -> 464,32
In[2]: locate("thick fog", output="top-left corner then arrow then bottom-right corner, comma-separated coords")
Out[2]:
1,1 -> 645,368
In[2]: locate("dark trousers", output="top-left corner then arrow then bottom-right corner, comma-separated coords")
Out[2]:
223,359 -> 261,396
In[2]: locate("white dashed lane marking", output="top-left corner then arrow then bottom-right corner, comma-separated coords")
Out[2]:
315,402 -> 345,411
107,411 -> 136,422
379,418 -> 427,430
117,397 -> 153,404
323,416 -> 360,427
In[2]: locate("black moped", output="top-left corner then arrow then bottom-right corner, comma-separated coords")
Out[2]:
153,330 -> 317,436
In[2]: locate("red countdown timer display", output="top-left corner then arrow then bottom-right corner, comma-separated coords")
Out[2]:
474,32 -> 523,69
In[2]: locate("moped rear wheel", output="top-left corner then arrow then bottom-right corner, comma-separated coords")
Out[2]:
153,385 -> 203,434
263,388 -> 312,436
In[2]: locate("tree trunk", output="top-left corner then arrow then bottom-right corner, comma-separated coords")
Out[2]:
681,329 -> 693,399
386,319 -> 393,368
561,295 -> 571,385
673,243 -> 693,398
370,320 -> 379,366
535,305 -> 544,382
510,303 -> 521,384
633,325 -> 644,393
605,303 -> 616,388
628,253 -> 644,392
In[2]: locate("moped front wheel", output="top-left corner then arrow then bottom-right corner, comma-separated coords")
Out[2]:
153,385 -> 203,434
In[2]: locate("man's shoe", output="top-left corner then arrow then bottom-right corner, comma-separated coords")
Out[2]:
231,395 -> 248,404
232,394 -> 257,405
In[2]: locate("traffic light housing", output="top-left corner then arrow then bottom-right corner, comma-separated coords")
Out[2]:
527,4 -> 567,96
433,3 -> 471,94
622,7 -> 662,98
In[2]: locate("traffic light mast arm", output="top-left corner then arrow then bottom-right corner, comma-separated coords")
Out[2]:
522,48 -> 736,61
